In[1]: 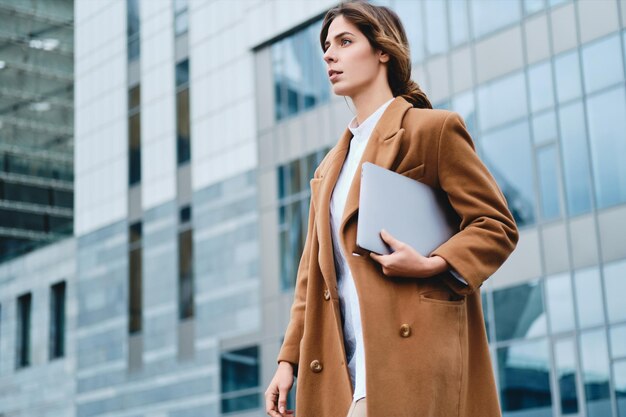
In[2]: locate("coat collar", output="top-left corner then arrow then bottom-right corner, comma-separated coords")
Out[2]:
312,96 -> 414,291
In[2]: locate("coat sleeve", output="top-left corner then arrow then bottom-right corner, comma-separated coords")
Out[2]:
276,188 -> 316,377
429,111 -> 519,296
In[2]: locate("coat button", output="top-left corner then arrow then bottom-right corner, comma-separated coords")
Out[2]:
310,359 -> 323,373
400,323 -> 411,338
323,288 -> 331,300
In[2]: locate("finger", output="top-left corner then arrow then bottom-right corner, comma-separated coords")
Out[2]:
265,390 -> 278,414
278,384 -> 288,415
380,229 -> 401,249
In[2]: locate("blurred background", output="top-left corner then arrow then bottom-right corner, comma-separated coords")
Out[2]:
0,0 -> 625,416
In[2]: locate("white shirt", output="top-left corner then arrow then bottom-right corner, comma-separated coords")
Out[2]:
329,98 -> 467,401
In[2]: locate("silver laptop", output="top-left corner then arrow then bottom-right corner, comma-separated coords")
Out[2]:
356,162 -> 460,256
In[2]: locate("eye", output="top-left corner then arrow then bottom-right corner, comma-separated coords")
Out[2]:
341,38 -> 352,46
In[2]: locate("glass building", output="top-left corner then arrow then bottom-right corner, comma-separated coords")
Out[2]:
0,0 -> 74,263
0,1 -> 624,417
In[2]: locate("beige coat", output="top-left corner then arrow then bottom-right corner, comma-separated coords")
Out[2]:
277,96 -> 519,417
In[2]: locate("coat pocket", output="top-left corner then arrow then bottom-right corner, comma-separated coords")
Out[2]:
398,163 -> 425,181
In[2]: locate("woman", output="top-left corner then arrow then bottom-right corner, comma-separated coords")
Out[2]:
265,2 -> 519,417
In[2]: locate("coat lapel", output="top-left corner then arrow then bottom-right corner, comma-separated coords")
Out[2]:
311,96 -> 414,293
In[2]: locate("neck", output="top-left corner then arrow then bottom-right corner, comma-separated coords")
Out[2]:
350,87 -> 394,126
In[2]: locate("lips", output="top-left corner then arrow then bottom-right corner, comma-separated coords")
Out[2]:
328,69 -> 343,78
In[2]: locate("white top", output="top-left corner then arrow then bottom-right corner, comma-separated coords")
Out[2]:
329,98 -> 467,401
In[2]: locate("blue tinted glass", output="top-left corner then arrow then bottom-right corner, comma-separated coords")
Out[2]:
528,60 -> 555,113
546,272 -> 575,332
425,0 -> 448,55
482,120 -> 536,227
477,72 -> 527,131
614,360 -> 626,417
582,34 -> 624,94
587,86 -> 626,209
524,0 -> 545,15
176,59 -> 189,87
574,267 -> 605,328
549,0 -> 570,6
448,0 -> 469,46
611,325 -> 626,358
603,258 -> 626,324
532,110 -> 558,145
220,346 -> 260,413
395,0 -> 425,63
558,101 -> 593,216
554,50 -> 582,103
554,338 -> 580,414
272,38 -> 287,121
498,339 -> 552,414
580,329 -> 611,417
494,280 -> 546,342
451,90 -> 476,135
537,145 -> 562,221
471,0 -> 521,39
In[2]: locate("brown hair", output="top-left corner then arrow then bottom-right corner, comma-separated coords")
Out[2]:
320,0 -> 432,109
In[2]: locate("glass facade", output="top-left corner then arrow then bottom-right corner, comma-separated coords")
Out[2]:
220,345 -> 260,413
277,148 -> 328,290
0,0 -> 74,263
272,20 -> 330,121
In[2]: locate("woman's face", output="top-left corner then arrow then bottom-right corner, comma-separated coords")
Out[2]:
323,15 -> 388,98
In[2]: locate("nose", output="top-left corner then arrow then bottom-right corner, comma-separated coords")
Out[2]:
323,47 -> 335,64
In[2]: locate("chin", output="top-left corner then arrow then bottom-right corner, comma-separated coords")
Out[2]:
331,83 -> 354,97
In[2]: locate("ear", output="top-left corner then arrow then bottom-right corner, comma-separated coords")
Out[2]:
378,50 -> 390,64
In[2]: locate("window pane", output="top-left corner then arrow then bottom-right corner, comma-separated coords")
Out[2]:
178,229 -> 194,320
603,258 -> 626,324
614,359 -> 626,417
528,60 -> 555,113
176,88 -> 191,164
554,338 -> 579,415
582,34 -> 624,94
532,110 -> 558,145
580,329 -> 611,417
16,293 -> 32,368
424,0 -> 448,55
129,112 -> 141,185
395,0 -> 425,62
524,0 -> 545,15
220,346 -> 260,413
537,144 -> 562,221
477,71 -> 528,131
494,280 -> 546,342
498,339 -> 552,415
558,101 -> 593,216
586,86 -> 626,209
611,325 -> 626,359
481,120 -> 536,227
546,272 -> 574,333
129,247 -> 142,334
573,267 -> 605,328
471,0 -> 521,39
448,0 -> 469,46
554,50 -> 582,103
176,59 -> 189,87
49,281 -> 66,359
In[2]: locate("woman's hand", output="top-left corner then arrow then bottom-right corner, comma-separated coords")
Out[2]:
369,229 -> 449,278
265,361 -> 296,416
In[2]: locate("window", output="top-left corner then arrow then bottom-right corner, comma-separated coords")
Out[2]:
545,272 -> 575,333
176,59 -> 190,164
128,84 -> 141,185
573,266 -> 605,328
497,338 -> 552,414
586,86 -> 626,209
277,148 -> 328,289
493,280 -> 546,342
16,292 -> 32,369
49,281 -> 66,359
603,258 -> 626,324
580,329 -> 611,417
221,345 -> 260,413
272,21 -> 329,121
554,338 -> 580,415
178,205 -> 193,320
129,222 -> 142,334
127,0 -> 140,60
174,0 -> 188,36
